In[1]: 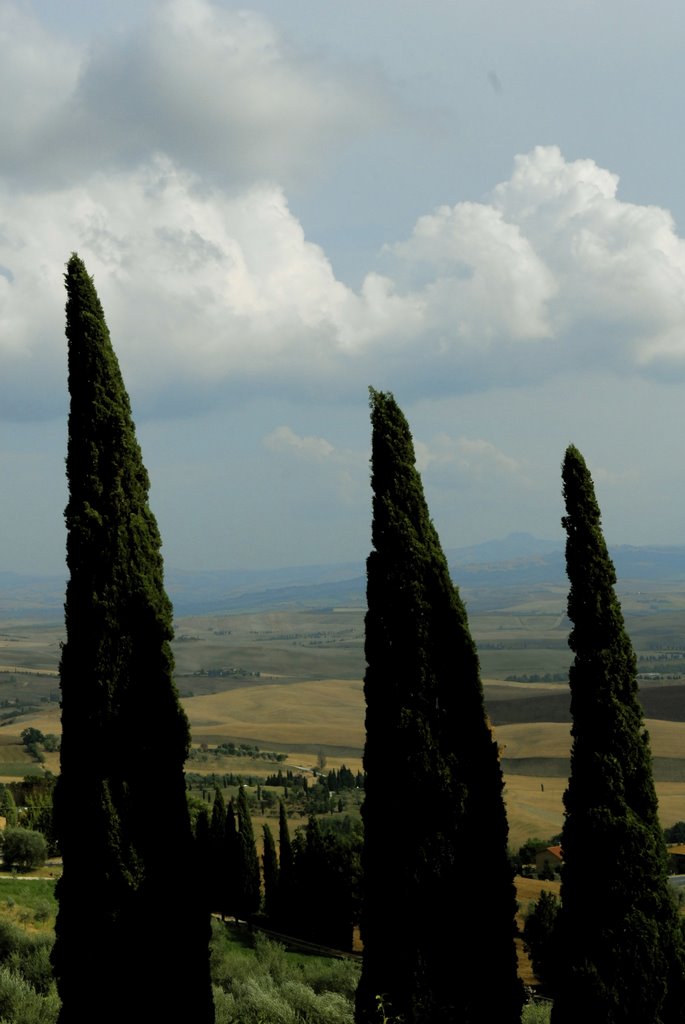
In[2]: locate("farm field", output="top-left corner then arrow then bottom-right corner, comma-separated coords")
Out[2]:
1,578 -> 685,848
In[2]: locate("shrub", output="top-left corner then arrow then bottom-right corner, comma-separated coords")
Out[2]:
1,830 -> 47,872
9,935 -> 55,995
523,892 -> 560,988
522,1000 -> 552,1023
210,927 -> 359,1024
0,963 -> 59,1023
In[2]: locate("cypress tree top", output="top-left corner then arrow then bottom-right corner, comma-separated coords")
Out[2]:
54,254 -> 213,1024
357,389 -> 522,1024
552,444 -> 685,1024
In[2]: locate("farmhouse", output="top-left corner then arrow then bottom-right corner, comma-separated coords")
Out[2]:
535,844 -> 562,875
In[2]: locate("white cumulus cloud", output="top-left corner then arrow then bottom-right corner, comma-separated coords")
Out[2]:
5,111 -> 685,418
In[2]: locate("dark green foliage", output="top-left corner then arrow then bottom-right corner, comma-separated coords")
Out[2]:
274,799 -> 294,928
523,891 -> 560,990
209,925 -> 360,1022
0,920 -> 58,1021
262,810 -> 361,951
53,255 -> 213,1023
223,799 -> 239,921
519,838 -> 554,865
20,793 -> 56,855
356,390 -> 522,1024
20,729 -> 45,748
235,786 -> 261,921
291,816 -> 361,951
552,445 -> 685,1024
326,764 -> 358,792
261,823 -> 279,921
194,806 -> 212,911
0,786 -> 18,828
208,788 -> 228,916
1,827 -> 47,870
664,822 -> 685,844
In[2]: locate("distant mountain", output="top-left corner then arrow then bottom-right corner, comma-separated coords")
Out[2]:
165,566 -> 366,616
0,571 -> 66,619
446,532 -> 562,565
3,535 -> 685,617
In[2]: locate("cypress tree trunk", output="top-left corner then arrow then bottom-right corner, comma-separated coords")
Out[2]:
356,389 -> 522,1024
53,254 -> 214,1024
551,445 -> 685,1024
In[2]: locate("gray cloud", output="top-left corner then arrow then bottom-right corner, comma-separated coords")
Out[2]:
1,0 -> 395,189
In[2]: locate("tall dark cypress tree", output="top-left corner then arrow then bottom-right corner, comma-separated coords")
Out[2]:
223,799 -> 239,921
262,823 -> 279,920
356,389 -> 522,1024
53,254 -> 214,1024
235,786 -> 261,922
209,788 -> 229,917
551,445 -> 685,1024
275,798 -> 294,929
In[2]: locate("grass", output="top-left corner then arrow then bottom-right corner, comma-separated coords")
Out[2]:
522,1002 -> 552,1023
0,879 -> 57,934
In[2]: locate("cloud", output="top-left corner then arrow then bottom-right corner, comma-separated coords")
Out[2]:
262,425 -> 365,506
6,43 -> 685,427
587,463 -> 640,489
0,0 -> 393,189
0,5 -> 81,184
388,200 -> 557,342
415,435 -> 522,483
263,426 -> 335,461
0,158 -> 358,416
490,146 -> 685,367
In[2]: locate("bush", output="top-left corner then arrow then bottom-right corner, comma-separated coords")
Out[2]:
210,926 -> 358,1024
0,963 -> 59,1023
522,1000 -> 552,1023
8,936 -> 54,996
523,892 -> 560,989
1,830 -> 47,872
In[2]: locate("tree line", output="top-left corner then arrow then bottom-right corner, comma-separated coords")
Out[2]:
48,255 -> 685,1023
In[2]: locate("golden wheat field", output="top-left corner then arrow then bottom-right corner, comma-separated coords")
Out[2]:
179,677 -> 685,844
3,650 -> 685,847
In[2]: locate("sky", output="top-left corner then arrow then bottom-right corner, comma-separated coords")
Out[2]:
3,0 -> 685,575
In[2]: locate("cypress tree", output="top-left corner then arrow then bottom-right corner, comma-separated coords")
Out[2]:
356,389 -> 522,1024
235,786 -> 261,921
194,806 -> 212,911
276,799 -> 294,929
223,798 -> 239,921
0,786 -> 17,828
262,823 -> 279,920
209,788 -> 228,917
53,254 -> 214,1024
294,817 -> 359,951
551,445 -> 685,1024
